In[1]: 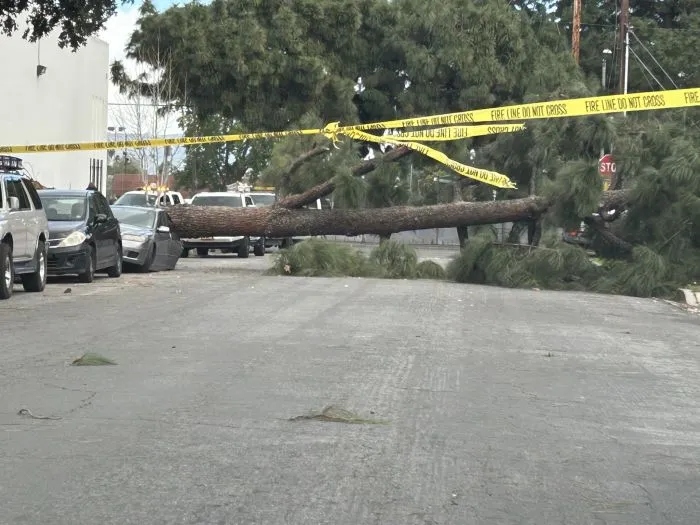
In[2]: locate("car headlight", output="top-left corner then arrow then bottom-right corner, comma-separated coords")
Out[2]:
57,231 -> 87,248
122,233 -> 148,243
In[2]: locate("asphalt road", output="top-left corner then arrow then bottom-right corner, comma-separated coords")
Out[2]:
1,252 -> 699,525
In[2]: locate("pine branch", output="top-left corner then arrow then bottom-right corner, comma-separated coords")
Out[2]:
276,146 -> 412,209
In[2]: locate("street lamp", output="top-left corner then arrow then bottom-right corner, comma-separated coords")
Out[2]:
601,48 -> 612,88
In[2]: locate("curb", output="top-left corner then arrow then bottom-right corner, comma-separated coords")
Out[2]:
679,288 -> 700,306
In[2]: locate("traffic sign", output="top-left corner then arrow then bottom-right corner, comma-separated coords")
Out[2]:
598,153 -> 616,190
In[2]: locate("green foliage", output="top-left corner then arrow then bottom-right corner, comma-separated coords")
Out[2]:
416,260 -> 447,280
269,238 -> 379,278
0,0 -> 124,49
269,239 -> 447,280
447,231 -> 602,290
368,241 -> 418,278
175,114 -> 273,191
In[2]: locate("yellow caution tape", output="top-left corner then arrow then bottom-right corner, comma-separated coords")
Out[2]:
1,88 -> 697,155
1,87 -> 697,191
391,124 -> 525,141
353,87 -> 700,130
344,128 -> 517,189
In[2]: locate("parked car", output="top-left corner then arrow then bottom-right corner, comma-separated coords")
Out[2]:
38,189 -> 122,283
0,155 -> 49,299
111,205 -> 182,272
181,191 -> 264,257
113,190 -> 184,207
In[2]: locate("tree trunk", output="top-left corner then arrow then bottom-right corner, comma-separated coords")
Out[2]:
168,196 -> 550,238
527,218 -> 543,246
167,190 -> 630,240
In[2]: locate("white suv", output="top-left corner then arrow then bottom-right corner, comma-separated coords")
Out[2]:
181,192 -> 261,258
0,156 -> 50,299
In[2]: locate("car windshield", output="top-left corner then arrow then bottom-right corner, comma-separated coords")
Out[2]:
111,207 -> 157,229
191,195 -> 242,207
40,196 -> 87,221
250,194 -> 276,207
114,193 -> 157,206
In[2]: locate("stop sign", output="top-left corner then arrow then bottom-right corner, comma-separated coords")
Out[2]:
598,153 -> 616,190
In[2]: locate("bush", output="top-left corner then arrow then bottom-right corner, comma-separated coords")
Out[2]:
269,239 -> 445,280
269,238 -> 379,277
368,241 -> 418,279
416,260 -> 447,280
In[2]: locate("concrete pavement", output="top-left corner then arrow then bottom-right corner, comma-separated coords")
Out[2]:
1,256 -> 699,524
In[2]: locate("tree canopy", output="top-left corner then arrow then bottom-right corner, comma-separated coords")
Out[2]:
113,0 -> 699,295
0,0 -> 128,48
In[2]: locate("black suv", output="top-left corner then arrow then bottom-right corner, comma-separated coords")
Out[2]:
38,189 -> 123,283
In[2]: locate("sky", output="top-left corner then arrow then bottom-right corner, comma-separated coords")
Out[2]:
97,1 -> 191,133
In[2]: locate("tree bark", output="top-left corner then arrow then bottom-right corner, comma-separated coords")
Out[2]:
167,190 -> 630,240
168,196 -> 550,238
584,214 -> 633,255
276,146 -> 412,209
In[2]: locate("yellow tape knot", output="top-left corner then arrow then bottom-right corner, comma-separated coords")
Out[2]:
321,122 -> 342,149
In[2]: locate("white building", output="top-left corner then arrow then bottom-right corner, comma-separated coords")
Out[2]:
0,26 -> 109,190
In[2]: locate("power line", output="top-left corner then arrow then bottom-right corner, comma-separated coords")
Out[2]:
629,46 -> 665,90
629,29 -> 679,88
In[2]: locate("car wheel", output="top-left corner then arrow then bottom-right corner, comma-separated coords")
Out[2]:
107,244 -> 123,278
253,243 -> 265,257
181,248 -> 189,258
21,240 -> 47,292
237,237 -> 250,258
197,248 -> 209,257
0,242 -> 13,300
139,245 -> 156,273
78,245 -> 95,283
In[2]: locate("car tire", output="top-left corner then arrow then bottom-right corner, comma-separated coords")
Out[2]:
237,237 -> 250,258
21,240 -> 47,292
253,243 -> 265,257
181,248 -> 189,258
0,242 -> 13,300
106,244 -> 123,278
139,245 -> 156,273
197,248 -> 209,257
78,245 -> 96,283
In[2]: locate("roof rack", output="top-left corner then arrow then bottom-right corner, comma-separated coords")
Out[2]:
0,155 -> 23,172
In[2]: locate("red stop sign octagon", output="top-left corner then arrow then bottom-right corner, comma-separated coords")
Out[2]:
599,153 -> 616,190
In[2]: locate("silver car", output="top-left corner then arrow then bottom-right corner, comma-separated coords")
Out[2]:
111,205 -> 182,272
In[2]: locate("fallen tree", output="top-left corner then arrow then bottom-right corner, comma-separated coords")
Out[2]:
166,190 -> 630,239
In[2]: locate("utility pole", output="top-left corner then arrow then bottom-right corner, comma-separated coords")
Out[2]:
618,0 -> 629,94
572,0 -> 582,64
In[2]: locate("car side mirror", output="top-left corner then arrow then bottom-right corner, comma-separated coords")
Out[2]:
157,225 -> 170,233
8,196 -> 20,210
95,213 -> 108,223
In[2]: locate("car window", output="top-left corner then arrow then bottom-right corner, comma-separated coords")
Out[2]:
191,195 -> 243,207
245,196 -> 254,206
6,178 -> 31,210
171,194 -> 181,204
22,180 -> 43,210
39,195 -> 87,221
114,193 -> 157,206
250,194 -> 276,206
111,206 -> 157,229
